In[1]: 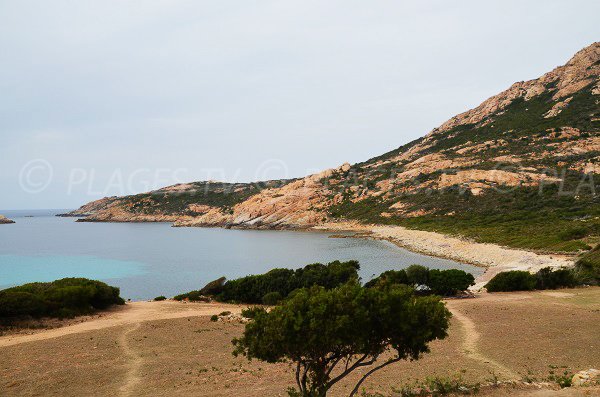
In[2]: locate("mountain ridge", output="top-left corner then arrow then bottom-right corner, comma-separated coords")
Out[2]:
66,42 -> 600,254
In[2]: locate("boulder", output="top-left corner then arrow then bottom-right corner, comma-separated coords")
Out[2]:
572,368 -> 600,387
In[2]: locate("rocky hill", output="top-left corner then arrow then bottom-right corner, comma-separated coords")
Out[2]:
0,215 -> 15,224
66,43 -> 600,253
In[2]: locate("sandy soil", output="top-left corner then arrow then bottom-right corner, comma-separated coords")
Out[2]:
317,222 -> 575,289
1,288 -> 599,397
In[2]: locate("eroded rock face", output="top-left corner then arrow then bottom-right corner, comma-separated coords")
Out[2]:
0,215 -> 15,224
66,43 -> 600,230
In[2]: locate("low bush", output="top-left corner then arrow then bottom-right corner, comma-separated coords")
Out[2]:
153,295 -> 166,301
485,271 -> 536,292
210,314 -> 218,322
487,267 -> 582,292
173,290 -> 210,302
366,267 -> 474,296
216,260 -> 360,304
405,264 -> 429,285
241,306 -> 266,319
574,244 -> 600,285
0,278 -> 124,320
427,269 -> 475,296
262,291 -> 283,305
535,267 -> 578,290
364,270 -> 408,288
199,277 -> 227,296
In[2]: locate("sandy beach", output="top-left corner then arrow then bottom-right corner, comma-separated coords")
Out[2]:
316,222 -> 576,289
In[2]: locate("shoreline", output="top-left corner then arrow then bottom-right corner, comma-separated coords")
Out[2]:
59,216 -> 577,290
313,221 -> 576,289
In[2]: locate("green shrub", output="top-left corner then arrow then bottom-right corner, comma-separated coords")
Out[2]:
154,296 -> 167,301
366,267 -> 474,296
427,269 -> 475,296
199,277 -> 227,296
364,270 -> 408,288
574,245 -> 600,285
173,290 -> 210,302
0,278 -> 124,320
217,260 -> 360,304
233,283 -> 450,397
535,267 -> 578,290
485,271 -> 537,292
210,314 -> 218,322
405,264 -> 429,285
219,311 -> 231,316
241,306 -> 266,319
262,291 -> 283,305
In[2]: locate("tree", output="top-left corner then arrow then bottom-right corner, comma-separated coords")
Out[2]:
232,283 -> 451,397
427,269 -> 475,296
405,264 -> 429,286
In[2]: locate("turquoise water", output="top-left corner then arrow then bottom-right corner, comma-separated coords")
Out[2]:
0,209 -> 481,300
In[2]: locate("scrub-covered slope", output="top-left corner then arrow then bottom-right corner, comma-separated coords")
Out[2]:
67,43 -> 600,252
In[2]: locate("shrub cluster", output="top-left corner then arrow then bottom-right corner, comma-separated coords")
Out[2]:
364,265 -> 475,296
0,278 -> 124,320
574,244 -> 600,285
485,267 -> 580,292
216,260 -> 360,304
173,290 -> 210,302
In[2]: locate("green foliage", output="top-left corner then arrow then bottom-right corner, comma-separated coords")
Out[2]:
173,290 -> 210,302
219,311 -> 231,316
547,369 -> 574,388
0,278 -> 124,320
217,260 -> 360,304
154,295 -> 167,301
262,291 -> 283,305
363,270 -> 408,288
200,277 -> 227,296
210,314 -> 218,322
405,265 -> 430,286
487,267 -> 582,292
366,267 -> 474,296
241,306 -> 266,319
485,271 -> 537,292
427,269 -> 475,296
574,244 -> 600,285
233,283 -> 450,397
535,267 -> 578,290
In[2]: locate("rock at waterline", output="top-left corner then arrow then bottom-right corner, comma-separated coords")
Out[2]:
0,215 -> 15,224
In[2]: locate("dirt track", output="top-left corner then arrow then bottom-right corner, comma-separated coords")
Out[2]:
1,290 -> 599,397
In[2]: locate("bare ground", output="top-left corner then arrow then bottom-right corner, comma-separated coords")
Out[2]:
1,289 -> 599,397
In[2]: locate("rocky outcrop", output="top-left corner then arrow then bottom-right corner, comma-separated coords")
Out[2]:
0,215 -> 15,224
66,43 -> 600,233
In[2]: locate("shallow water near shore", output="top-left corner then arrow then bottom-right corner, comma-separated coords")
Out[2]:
0,209 -> 482,300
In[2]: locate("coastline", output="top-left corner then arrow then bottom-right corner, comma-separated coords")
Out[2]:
313,221 -> 575,289
62,214 -> 576,290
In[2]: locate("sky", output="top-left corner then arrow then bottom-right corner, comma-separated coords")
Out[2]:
1,1 -> 599,210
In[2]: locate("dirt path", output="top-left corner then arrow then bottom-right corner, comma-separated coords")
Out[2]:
118,322 -> 143,397
0,301 -> 241,348
447,303 -> 519,380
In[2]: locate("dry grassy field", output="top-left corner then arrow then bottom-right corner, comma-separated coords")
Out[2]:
1,288 -> 599,397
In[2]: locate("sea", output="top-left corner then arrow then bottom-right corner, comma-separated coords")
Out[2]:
0,209 -> 482,300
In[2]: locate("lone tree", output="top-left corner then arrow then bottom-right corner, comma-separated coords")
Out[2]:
232,283 -> 450,397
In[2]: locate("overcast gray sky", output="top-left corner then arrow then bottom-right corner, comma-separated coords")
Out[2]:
1,0 -> 599,210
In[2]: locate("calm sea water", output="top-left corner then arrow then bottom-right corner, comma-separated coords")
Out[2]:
0,209 -> 481,300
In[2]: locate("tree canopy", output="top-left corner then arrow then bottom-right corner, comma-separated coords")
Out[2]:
233,283 -> 451,396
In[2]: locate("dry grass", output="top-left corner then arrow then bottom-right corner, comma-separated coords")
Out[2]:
1,288 -> 599,397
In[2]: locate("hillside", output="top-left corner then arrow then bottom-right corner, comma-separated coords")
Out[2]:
66,43 -> 600,253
